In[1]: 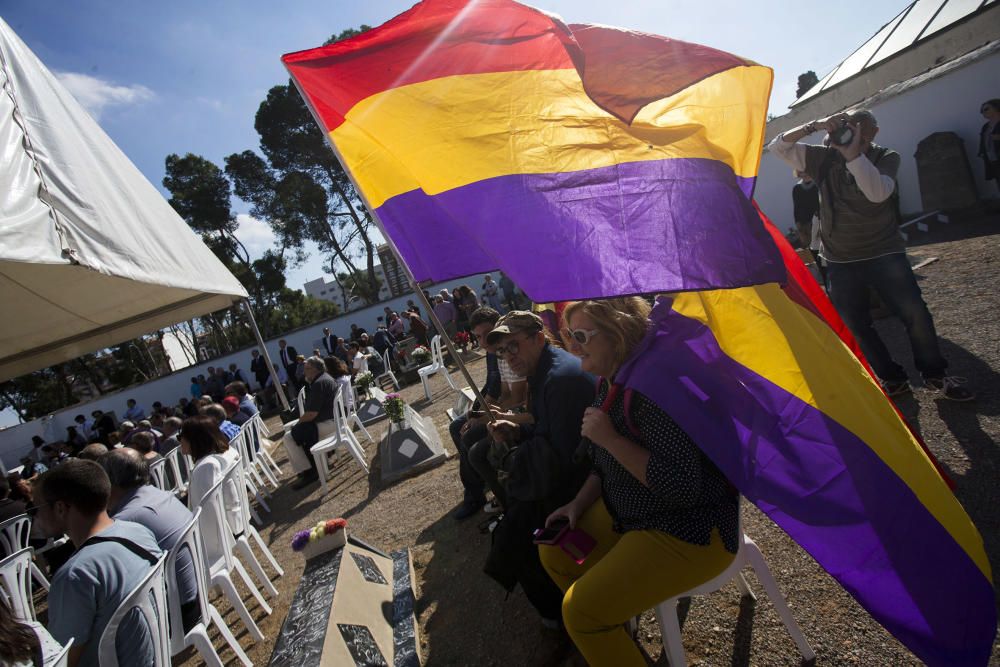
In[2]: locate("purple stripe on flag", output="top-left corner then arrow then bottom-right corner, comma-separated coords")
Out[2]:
616,299 -> 995,666
374,158 -> 780,301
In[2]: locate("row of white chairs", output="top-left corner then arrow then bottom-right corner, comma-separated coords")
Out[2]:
417,335 -> 458,401
0,546 -> 73,665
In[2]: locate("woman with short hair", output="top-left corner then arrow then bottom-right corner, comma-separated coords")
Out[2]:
539,297 -> 739,666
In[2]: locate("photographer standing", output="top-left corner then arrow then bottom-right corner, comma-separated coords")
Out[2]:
769,109 -> 973,401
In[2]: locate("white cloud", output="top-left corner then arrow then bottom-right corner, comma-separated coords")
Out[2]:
54,71 -> 154,119
235,213 -> 277,258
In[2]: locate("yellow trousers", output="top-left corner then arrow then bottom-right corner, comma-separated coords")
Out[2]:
539,499 -> 734,666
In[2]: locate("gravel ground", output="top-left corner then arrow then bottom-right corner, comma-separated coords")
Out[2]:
163,218 -> 1000,666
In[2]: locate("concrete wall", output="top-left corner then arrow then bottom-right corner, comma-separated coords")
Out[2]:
0,271 -> 499,467
756,48 -> 1000,231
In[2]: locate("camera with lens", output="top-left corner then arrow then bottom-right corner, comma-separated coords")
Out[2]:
828,120 -> 855,146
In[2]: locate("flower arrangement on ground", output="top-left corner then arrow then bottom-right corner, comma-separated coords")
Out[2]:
453,331 -> 470,351
355,370 -> 375,396
383,393 -> 406,423
411,345 -> 432,365
291,518 -> 348,558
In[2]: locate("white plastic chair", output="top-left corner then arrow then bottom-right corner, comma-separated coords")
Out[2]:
248,413 -> 282,481
376,348 -> 400,391
417,335 -> 458,401
345,391 -> 375,444
148,457 -> 170,492
0,547 -> 35,621
222,462 -> 284,600
230,429 -> 272,516
311,387 -> 370,494
50,637 -> 74,667
162,446 -> 189,498
97,555 -> 171,667
0,513 -> 50,591
648,502 -> 815,665
165,508 -> 251,667
238,421 -> 278,491
194,467 -> 269,641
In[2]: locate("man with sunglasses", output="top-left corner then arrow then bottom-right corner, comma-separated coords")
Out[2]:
450,307 -> 528,520
478,310 -> 596,629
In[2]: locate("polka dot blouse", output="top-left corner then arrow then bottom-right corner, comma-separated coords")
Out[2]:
588,379 -> 739,553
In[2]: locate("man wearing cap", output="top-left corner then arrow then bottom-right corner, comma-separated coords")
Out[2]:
476,310 -> 595,627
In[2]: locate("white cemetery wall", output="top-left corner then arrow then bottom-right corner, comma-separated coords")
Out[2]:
755,49 -> 1000,233
0,272 -> 499,467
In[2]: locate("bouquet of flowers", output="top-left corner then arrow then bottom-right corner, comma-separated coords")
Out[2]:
453,331 -> 470,348
383,393 -> 406,423
291,518 -> 348,552
411,345 -> 432,365
355,370 -> 375,394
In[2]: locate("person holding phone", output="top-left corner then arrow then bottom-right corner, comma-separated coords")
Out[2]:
539,298 -> 739,666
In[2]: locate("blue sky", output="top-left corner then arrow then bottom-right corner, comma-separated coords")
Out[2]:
0,1 -> 908,428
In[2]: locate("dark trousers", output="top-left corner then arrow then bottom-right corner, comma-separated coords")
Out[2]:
826,253 -> 947,381
469,437 -> 508,509
291,421 -> 319,472
449,415 -> 487,504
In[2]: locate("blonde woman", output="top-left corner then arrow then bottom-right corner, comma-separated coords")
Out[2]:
539,297 -> 739,666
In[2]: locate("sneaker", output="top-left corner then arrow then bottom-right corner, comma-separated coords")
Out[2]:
881,379 -> 912,397
925,376 -> 975,402
453,500 -> 484,521
483,499 -> 502,514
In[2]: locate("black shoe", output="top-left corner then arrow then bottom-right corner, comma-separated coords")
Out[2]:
453,499 -> 484,521
925,376 -> 975,402
292,470 -> 319,490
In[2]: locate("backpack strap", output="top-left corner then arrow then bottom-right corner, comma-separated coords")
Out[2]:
79,534 -> 158,565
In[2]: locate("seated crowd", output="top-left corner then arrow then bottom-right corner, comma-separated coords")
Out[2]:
4,289 -> 735,666
1,389 -> 259,666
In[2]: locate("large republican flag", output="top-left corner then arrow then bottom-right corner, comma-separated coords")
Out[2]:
283,1 -> 995,664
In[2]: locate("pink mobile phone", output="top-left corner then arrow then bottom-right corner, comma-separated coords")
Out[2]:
557,528 -> 597,564
533,518 -> 570,545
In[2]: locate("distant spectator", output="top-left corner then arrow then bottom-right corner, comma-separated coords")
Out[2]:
324,356 -> 354,412
349,323 -> 368,343
322,327 -> 337,355
202,403 -> 240,441
979,98 -> 1000,194
40,445 -> 67,468
250,349 -> 269,389
222,396 -> 250,427
189,376 -> 202,399
92,410 -> 116,445
181,416 -> 243,564
123,398 -> 145,422
481,274 -> 504,312
160,417 -> 183,454
18,457 -> 47,481
406,311 -> 430,346
127,431 -> 161,463
334,337 -> 351,366
65,426 -> 86,451
75,413 -> 95,441
277,339 -> 299,393
349,341 -> 370,377
387,312 -> 405,338
433,295 -> 458,338
229,362 -> 250,387
34,460 -> 162,666
203,368 -> 225,402
373,322 -> 397,361
225,380 -> 259,419
78,443 -> 109,462
27,435 -> 45,463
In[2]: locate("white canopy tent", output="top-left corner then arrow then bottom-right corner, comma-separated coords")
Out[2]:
0,17 -> 252,382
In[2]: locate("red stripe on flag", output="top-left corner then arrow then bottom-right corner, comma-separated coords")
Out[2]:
282,0 -> 577,131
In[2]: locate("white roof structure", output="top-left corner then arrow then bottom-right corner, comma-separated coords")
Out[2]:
0,17 -> 248,382
792,0 -> 998,106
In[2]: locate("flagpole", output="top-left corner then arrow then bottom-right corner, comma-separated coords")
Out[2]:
286,73 -> 498,422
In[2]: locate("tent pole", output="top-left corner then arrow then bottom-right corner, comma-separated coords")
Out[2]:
242,300 -> 291,412
284,70 -> 496,420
